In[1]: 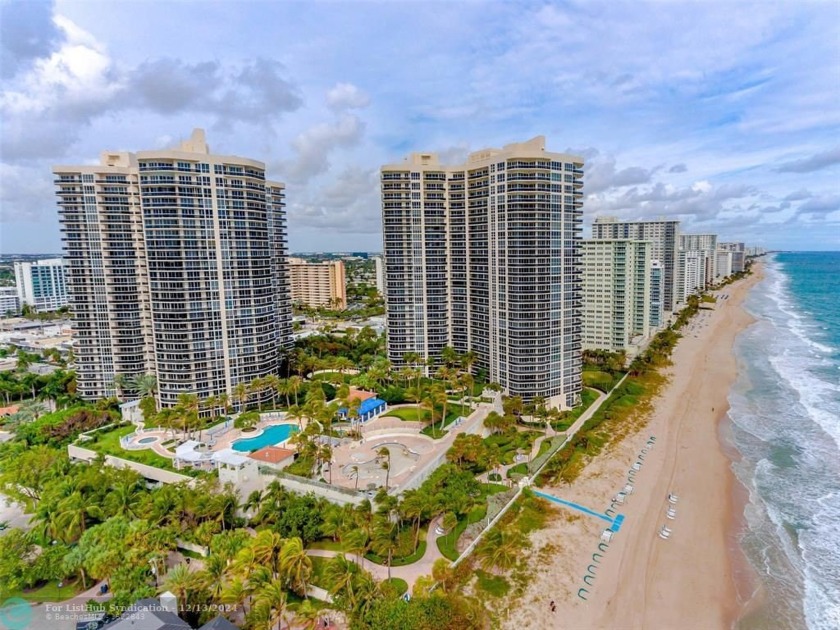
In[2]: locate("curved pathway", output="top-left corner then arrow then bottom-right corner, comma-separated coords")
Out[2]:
304,516 -> 445,587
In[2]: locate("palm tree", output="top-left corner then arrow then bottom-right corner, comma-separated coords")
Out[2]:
290,599 -> 323,630
280,536 -> 311,597
233,382 -> 249,412
57,491 -> 101,542
324,553 -> 359,607
176,392 -> 199,439
477,527 -> 525,572
252,579 -> 287,630
220,578 -> 250,615
164,564 -> 201,611
104,478 -> 141,519
200,554 -> 228,601
377,447 -> 391,489
400,489 -> 428,552
350,465 -> 360,491
342,529 -> 369,568
252,530 -> 285,577
288,375 -> 304,406
132,374 -> 158,410
371,517 -> 400,580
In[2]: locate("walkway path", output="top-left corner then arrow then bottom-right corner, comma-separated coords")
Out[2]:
305,516 -> 446,587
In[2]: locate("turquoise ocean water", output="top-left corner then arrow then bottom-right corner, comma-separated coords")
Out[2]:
729,252 -> 840,629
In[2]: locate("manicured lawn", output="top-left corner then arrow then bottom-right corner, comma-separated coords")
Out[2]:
506,462 -> 528,479
84,425 -> 185,473
366,539 -> 427,567
308,539 -> 345,552
582,370 -> 615,392
5,578 -> 85,603
382,403 -> 470,438
382,577 -> 408,596
484,430 -> 541,465
382,407 -> 429,422
437,505 -> 487,561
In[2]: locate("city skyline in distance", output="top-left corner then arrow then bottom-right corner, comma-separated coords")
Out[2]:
2,0 -> 839,254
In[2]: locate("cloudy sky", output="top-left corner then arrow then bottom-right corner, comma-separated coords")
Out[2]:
1,0 -> 838,254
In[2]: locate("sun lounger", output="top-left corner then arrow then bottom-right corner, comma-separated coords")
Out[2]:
578,588 -> 589,600
583,574 -> 595,586
592,553 -> 604,563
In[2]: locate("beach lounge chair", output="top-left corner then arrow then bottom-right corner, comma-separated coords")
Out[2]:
598,541 -> 610,552
658,531 -> 670,540
583,574 -> 595,586
601,530 -> 614,544
649,436 -> 656,442
592,553 -> 604,563
623,484 -> 633,495
632,462 -> 641,471
578,588 -> 589,600
666,507 -> 676,520
587,564 -> 598,574
668,493 -> 679,503
613,492 -> 626,504
605,508 -> 616,518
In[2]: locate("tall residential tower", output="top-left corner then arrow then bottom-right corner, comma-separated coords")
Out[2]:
382,137 -> 584,408
54,129 -> 292,407
592,217 -> 681,312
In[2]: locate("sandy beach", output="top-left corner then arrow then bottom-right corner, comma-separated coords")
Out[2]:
504,266 -> 763,630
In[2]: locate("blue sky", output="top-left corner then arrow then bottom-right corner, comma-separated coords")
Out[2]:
1,0 -> 838,253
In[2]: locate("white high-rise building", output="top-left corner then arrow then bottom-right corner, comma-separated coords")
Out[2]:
679,234 -> 718,285
592,218 -> 681,312
719,242 -> 746,273
676,250 -> 708,304
14,258 -> 69,313
715,250 -> 733,280
382,137 -> 584,408
373,256 -> 385,295
581,240 -> 651,352
54,129 -> 292,407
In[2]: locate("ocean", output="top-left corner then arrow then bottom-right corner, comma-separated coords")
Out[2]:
728,252 -> 840,630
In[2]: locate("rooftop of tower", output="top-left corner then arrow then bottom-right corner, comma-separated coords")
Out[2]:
382,136 -> 584,170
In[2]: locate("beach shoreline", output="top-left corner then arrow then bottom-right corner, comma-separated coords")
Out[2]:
503,264 -> 764,630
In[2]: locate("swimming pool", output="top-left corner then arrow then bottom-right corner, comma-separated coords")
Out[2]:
138,437 -> 158,444
231,424 -> 297,452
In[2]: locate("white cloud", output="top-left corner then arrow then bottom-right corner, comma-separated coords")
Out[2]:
326,83 -> 370,111
282,114 -> 366,184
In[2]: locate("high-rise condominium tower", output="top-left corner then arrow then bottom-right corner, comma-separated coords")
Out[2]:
54,129 -> 292,407
382,137 -> 584,408
581,240 -> 651,352
592,218 -> 680,312
680,233 -> 718,286
287,259 -> 347,309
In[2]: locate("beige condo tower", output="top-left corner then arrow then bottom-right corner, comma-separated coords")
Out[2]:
54,129 -> 292,408
288,259 -> 347,309
382,136 -> 584,408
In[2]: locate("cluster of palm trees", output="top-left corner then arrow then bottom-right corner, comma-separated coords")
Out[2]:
164,529 -> 315,629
